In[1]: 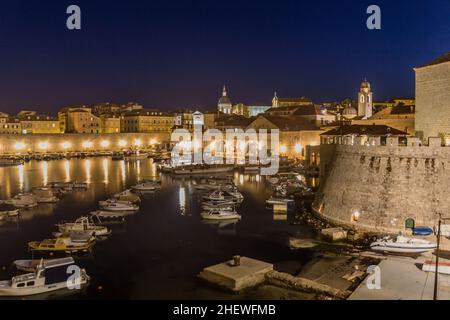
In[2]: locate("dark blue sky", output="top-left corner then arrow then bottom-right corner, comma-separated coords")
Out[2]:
0,0 -> 449,114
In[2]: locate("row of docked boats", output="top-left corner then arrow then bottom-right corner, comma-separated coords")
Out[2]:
193,177 -> 244,221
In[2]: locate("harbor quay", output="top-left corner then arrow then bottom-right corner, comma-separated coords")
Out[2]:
0,132 -> 170,155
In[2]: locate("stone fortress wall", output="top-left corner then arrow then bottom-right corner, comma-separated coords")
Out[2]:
313,137 -> 450,234
0,132 -> 171,154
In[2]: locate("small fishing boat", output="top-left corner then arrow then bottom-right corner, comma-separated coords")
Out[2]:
28,235 -> 95,253
412,227 -> 434,236
101,202 -> 139,212
56,216 -> 111,237
3,193 -> 38,208
32,188 -> 59,203
124,151 -> 149,160
202,190 -> 242,203
90,210 -> 134,219
201,209 -> 241,221
113,189 -> 141,203
265,197 -> 294,206
99,198 -> 134,209
422,260 -> 450,275
131,182 -> 161,192
0,203 -> 20,219
370,235 -> 437,254
0,257 -> 89,296
202,201 -> 236,211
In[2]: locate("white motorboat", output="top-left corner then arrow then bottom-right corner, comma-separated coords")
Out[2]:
113,189 -> 140,203
370,235 -> 437,254
3,193 -> 38,208
56,216 -> 111,237
265,197 -> 295,206
202,201 -> 236,211
202,190 -> 240,203
90,210 -> 134,219
99,198 -> 133,208
0,258 -> 89,296
131,182 -> 161,192
32,188 -> 59,203
201,209 -> 241,221
101,202 -> 139,212
0,210 -> 19,221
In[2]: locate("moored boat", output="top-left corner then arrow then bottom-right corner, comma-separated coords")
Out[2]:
56,216 -> 111,237
90,210 -> 134,219
131,182 -> 161,192
0,257 -> 89,296
3,193 -> 38,208
101,202 -> 139,212
28,235 -> 95,253
370,235 -> 437,254
201,209 -> 241,221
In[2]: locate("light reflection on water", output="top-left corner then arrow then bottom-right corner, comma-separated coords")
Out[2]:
0,157 -> 317,299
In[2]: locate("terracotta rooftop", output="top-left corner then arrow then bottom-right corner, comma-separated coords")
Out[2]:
321,125 -> 408,136
258,115 -> 320,131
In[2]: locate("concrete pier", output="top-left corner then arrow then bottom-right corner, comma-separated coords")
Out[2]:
198,257 -> 273,292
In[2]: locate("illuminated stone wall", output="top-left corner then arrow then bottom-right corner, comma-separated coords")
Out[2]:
313,140 -> 450,233
0,132 -> 170,154
415,61 -> 450,143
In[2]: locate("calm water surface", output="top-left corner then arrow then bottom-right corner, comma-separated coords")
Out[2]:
0,158 -> 318,299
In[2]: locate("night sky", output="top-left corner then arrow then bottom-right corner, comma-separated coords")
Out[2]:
0,0 -> 449,114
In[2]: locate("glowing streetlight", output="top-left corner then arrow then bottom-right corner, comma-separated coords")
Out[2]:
82,141 -> 93,149
149,138 -> 157,145
62,141 -> 71,149
14,142 -> 25,150
100,140 -> 110,148
280,145 -> 287,154
38,141 -> 49,150
118,139 -> 127,147
133,139 -> 142,147
294,143 -> 303,154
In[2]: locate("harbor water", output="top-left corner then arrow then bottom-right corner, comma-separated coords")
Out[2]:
0,158 -> 319,299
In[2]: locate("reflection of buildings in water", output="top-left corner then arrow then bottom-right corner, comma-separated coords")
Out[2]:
273,212 -> 288,221
0,217 -> 20,231
136,160 -> 141,181
85,159 -> 91,184
18,204 -> 56,221
120,160 -> 126,184
179,186 -> 186,215
103,158 -> 109,185
18,164 -> 24,192
42,161 -> 48,186
201,219 -> 238,236
64,160 -> 70,182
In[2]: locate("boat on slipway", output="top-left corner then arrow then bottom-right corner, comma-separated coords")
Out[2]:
0,258 -> 89,296
370,235 -> 437,254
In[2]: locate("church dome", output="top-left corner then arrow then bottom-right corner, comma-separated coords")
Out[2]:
218,95 -> 231,106
342,105 -> 357,118
218,86 -> 232,107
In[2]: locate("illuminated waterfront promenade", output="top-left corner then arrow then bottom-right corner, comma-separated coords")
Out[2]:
0,132 -> 170,155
